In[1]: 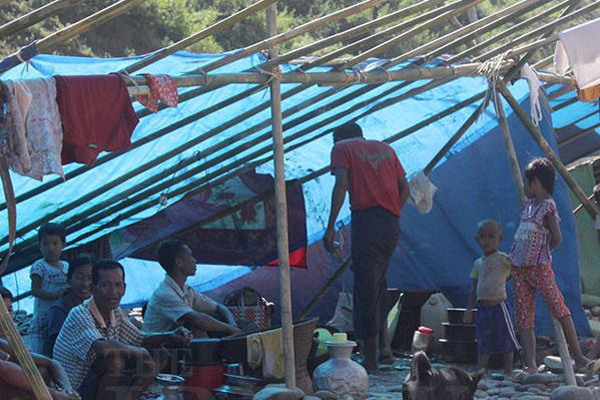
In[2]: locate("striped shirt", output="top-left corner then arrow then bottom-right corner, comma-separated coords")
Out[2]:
53,298 -> 143,389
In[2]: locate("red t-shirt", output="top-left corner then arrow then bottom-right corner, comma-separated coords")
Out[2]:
330,139 -> 405,217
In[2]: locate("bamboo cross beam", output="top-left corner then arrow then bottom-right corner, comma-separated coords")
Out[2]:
262,0 -> 447,70
197,0 -> 386,74
494,89 -> 526,205
533,54 -> 554,70
498,84 -> 597,219
423,94 -> 489,175
121,0 -> 277,74
558,122 -> 600,148
337,0 -> 485,70
122,62 -> 577,87
447,0 -> 578,64
37,0 -> 145,56
473,0 -> 600,64
386,0 -> 552,68
0,0 -> 146,74
0,0 -> 78,38
502,0 -> 583,84
302,0 -> 481,71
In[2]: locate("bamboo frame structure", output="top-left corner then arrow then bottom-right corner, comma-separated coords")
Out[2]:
498,85 -> 598,219
0,0 -> 78,38
3,0 -> 600,397
266,4 -> 296,389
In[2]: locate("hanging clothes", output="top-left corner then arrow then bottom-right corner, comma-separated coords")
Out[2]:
54,74 -> 139,166
554,17 -> 600,89
135,74 -> 178,113
2,78 -> 64,180
520,63 -> 543,126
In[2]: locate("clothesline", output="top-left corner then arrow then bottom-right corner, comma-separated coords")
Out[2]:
123,62 -> 576,95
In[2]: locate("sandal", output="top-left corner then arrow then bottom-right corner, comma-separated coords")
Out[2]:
506,370 -> 531,383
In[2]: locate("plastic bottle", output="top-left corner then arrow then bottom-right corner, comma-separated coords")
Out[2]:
411,326 -> 434,354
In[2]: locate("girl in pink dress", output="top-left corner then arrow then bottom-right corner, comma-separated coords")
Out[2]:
510,158 -> 591,374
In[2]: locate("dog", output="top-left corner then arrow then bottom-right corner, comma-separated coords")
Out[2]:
402,351 -> 484,400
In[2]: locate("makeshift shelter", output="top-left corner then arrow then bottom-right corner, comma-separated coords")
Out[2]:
1,0 -> 600,395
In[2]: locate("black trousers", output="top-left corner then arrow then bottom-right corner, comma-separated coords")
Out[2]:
351,207 -> 400,339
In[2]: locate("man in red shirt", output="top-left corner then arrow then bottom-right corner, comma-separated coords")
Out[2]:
324,122 -> 410,373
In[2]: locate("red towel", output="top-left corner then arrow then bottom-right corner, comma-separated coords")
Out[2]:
54,74 -> 139,165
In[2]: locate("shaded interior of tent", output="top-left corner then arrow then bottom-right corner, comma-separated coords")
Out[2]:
1,0 -> 600,342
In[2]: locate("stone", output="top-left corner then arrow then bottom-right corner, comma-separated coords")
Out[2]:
312,390 -> 338,400
254,385 -> 305,400
479,380 -> 499,390
550,385 -> 593,400
475,389 -> 488,398
592,387 -> 600,400
487,387 -> 501,396
304,397 -> 322,400
591,306 -> 600,317
522,373 -> 561,385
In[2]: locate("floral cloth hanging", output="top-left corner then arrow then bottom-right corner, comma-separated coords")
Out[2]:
135,74 -> 178,113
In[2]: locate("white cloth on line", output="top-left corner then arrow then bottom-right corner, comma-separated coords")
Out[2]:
520,63 -> 543,126
554,17 -> 600,89
408,170 -> 438,214
4,78 -> 64,180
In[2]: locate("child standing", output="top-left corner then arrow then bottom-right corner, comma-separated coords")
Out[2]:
464,220 -> 520,375
511,158 -> 590,373
27,223 -> 69,355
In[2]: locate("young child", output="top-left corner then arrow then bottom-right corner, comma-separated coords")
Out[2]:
464,220 -> 520,375
27,223 -> 69,355
511,158 -> 591,374
1,285 -> 13,316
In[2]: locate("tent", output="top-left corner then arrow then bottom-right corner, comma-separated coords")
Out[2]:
0,50 -> 591,337
1,0 -> 600,392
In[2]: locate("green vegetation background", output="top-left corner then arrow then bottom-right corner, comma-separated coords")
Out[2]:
0,0 -> 597,60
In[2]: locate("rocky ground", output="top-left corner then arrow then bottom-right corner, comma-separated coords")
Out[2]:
366,360 -> 600,400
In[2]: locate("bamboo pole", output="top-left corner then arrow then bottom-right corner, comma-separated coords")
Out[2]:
386,0 -> 551,68
0,0 -> 78,38
558,122 -> 600,148
447,0 -> 577,63
37,0 -> 145,54
300,0 -> 481,71
0,0 -> 147,74
473,1 -> 600,64
124,62 -> 577,87
121,0 -> 277,74
498,84 -> 597,219
266,4 -> 296,389
0,300 -> 51,400
502,2 -> 581,85
496,83 -> 576,384
338,0 -> 485,70
494,90 -> 526,204
533,55 -> 554,70
263,0 -> 447,70
423,95 -> 489,175
197,0 -> 385,74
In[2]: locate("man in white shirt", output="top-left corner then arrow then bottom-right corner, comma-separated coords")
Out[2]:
143,240 -> 242,337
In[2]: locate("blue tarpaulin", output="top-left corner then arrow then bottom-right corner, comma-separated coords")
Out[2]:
0,52 -> 591,336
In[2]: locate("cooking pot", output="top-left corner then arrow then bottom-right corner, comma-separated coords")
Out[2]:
188,338 -> 223,365
446,308 -> 476,325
